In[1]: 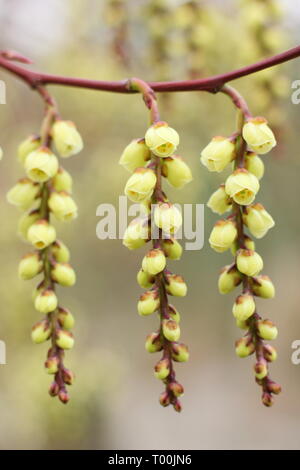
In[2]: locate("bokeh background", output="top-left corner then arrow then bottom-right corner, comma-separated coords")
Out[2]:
0,0 -> 299,450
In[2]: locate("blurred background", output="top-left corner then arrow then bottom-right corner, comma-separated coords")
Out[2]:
0,0 -> 299,450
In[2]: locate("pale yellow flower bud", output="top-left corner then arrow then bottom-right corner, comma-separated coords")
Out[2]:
254,361 -> 268,380
218,265 -> 242,294
171,343 -> 189,362
168,381 -> 184,398
161,155 -> 192,188
243,203 -> 275,239
124,167 -> 156,202
119,138 -> 151,172
57,307 -> 75,330
56,330 -> 75,349
235,336 -> 255,358
145,121 -> 179,157
225,169 -> 259,205
52,120 -> 83,157
18,210 -> 40,242
209,220 -> 237,253
165,273 -> 187,297
7,178 -> 40,210
51,240 -> 70,263
207,184 -> 232,215
263,344 -> 277,362
18,252 -> 43,280
236,249 -> 263,277
236,318 -> 249,330
252,275 -> 275,299
142,248 -> 166,275
137,290 -> 160,316
45,357 -> 59,375
35,288 -> 58,314
27,219 -> 56,249
162,238 -> 182,260
154,202 -> 182,234
145,331 -> 163,353
18,134 -> 40,165
48,191 -> 78,222
200,136 -> 235,172
168,304 -> 180,323
136,269 -> 155,289
25,147 -> 59,182
154,358 -> 170,380
51,263 -> 76,287
231,235 -> 255,256
245,151 -> 264,180
52,167 -> 73,193
257,320 -> 278,341
242,117 -> 276,154
31,320 -> 51,344
232,294 -> 255,321
123,217 -> 150,250
162,319 -> 180,342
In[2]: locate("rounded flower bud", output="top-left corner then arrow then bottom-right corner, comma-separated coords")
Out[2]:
45,356 -> 59,375
161,155 -> 192,188
236,318 -> 249,330
168,304 -> 180,323
200,136 -> 235,172
18,252 -> 43,280
236,249 -> 263,277
263,344 -> 278,362
51,240 -> 70,263
27,219 -> 56,249
62,368 -> 75,385
168,382 -> 184,398
254,361 -> 268,380
231,235 -> 255,256
25,147 -> 59,182
245,151 -> 264,180
235,336 -> 255,358
137,290 -> 160,316
154,358 -> 170,380
162,319 -> 180,342
31,320 -> 51,344
142,248 -> 166,275
165,273 -> 187,297
7,178 -> 40,210
218,265 -> 242,294
171,343 -> 189,362
154,202 -> 182,234
232,294 -> 255,321
52,167 -> 73,193
243,203 -> 275,239
225,169 -> 259,205
119,138 -> 151,172
18,210 -> 40,242
252,275 -> 275,299
35,288 -> 58,314
262,392 -> 273,407
207,184 -> 232,215
18,134 -> 41,165
48,191 -> 78,222
159,391 -> 170,407
57,307 -> 75,330
145,121 -> 179,157
137,269 -> 155,289
123,217 -> 150,250
124,167 -> 156,202
56,330 -> 75,349
257,319 -> 278,341
209,220 -> 237,253
162,238 -> 182,260
242,117 -> 276,155
52,120 -> 83,157
51,263 -> 76,287
145,331 -> 163,353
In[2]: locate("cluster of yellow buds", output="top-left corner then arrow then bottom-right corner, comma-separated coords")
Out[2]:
7,115 -> 83,403
202,113 -> 281,406
120,120 -> 192,411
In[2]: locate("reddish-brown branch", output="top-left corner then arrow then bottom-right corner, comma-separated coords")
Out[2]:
0,45 -> 299,94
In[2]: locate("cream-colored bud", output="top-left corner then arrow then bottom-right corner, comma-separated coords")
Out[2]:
225,168 -> 259,205
162,238 -> 182,260
145,331 -> 163,353
207,184 -> 232,215
162,319 -> 180,342
235,336 -> 255,358
252,275 -> 275,299
7,178 -> 41,210
51,240 -> 70,263
119,138 -> 151,172
52,120 -> 83,157
218,265 -> 242,294
48,191 -> 78,222
263,345 -> 278,362
27,220 -> 56,249
245,151 -> 264,180
232,294 -> 255,321
154,358 -> 170,380
18,134 -> 40,165
52,167 -> 73,193
18,252 -> 43,280
123,217 -> 150,250
142,248 -> 166,275
31,320 -> 51,344
137,290 -> 160,316
35,288 -> 58,314
209,219 -> 237,253
161,155 -> 192,188
236,318 -> 249,330
136,269 -> 155,289
57,307 -> 75,330
18,210 -> 40,242
165,273 -> 187,297
124,167 -> 156,202
242,117 -> 276,154
171,343 -> 189,362
51,263 -> 76,287
231,235 -> 255,255
145,121 -> 179,157
25,147 -> 59,182
200,136 -> 235,172
236,249 -> 263,277
254,361 -> 268,380
45,356 -> 59,375
168,305 -> 181,323
257,320 -> 278,341
243,203 -> 275,239
56,330 -> 75,349
154,202 -> 182,234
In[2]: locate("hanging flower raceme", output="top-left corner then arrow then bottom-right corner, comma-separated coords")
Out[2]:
7,103 -> 83,404
201,95 -> 281,406
120,93 -> 191,410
